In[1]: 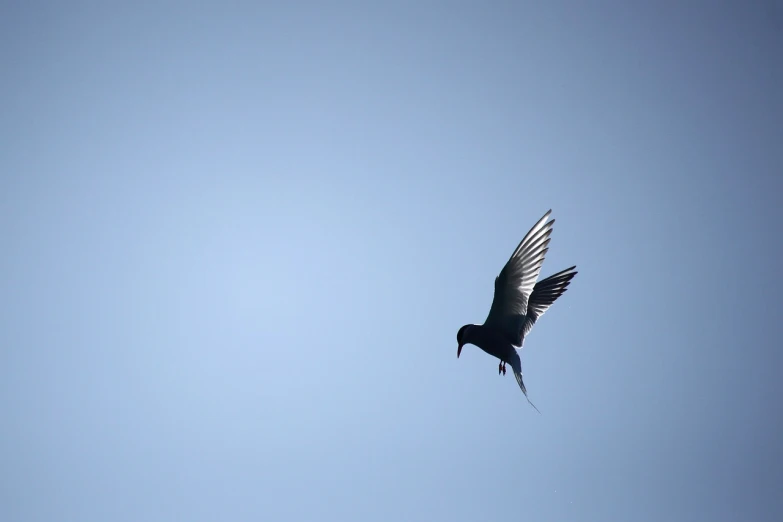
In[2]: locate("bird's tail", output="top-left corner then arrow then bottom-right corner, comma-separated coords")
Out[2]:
513,370 -> 541,414
508,350 -> 541,413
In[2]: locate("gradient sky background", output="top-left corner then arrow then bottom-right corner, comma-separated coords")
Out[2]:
2,1 -> 782,521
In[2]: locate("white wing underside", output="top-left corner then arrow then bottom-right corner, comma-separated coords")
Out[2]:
484,209 -> 555,346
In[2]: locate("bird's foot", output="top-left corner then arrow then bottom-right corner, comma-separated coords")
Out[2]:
502,362 -> 507,375
498,362 -> 502,375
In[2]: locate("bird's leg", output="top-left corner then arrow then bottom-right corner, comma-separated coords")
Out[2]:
502,362 -> 507,375
498,361 -> 502,375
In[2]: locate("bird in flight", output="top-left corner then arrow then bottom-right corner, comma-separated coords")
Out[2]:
456,209 -> 577,413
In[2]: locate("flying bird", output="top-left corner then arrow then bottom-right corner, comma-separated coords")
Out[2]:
456,209 -> 577,412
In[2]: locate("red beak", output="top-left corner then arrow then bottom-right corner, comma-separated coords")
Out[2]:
457,343 -> 463,358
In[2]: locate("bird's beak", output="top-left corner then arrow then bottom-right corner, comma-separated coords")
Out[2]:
457,343 -> 463,358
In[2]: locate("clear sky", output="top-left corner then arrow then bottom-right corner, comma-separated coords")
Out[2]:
2,1 -> 782,521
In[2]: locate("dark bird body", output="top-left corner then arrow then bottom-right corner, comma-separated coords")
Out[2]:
456,210 -> 577,412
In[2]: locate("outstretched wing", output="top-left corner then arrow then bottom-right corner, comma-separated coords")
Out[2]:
520,266 -> 578,340
507,349 -> 540,413
484,210 -> 554,346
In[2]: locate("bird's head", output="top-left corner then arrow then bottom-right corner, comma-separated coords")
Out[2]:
456,324 -> 474,358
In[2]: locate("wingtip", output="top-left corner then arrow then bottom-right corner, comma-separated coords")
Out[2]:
559,266 -> 578,277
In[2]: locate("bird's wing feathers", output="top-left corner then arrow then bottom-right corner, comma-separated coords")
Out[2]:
507,350 -> 540,413
521,266 -> 578,339
484,210 -> 554,345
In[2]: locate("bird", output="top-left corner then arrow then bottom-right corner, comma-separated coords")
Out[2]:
456,209 -> 577,413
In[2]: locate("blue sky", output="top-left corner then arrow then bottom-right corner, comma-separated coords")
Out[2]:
2,1 -> 782,521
